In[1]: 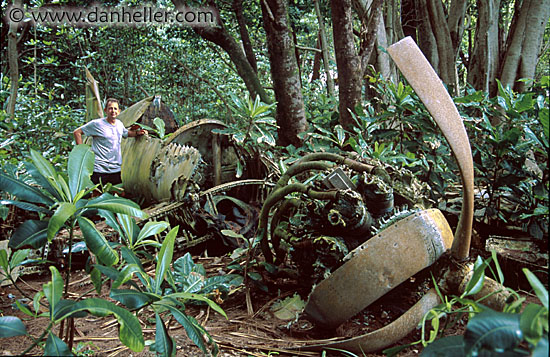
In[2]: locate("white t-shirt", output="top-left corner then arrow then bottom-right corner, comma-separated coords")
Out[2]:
80,118 -> 128,173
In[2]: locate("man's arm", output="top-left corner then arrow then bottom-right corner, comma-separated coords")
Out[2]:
73,128 -> 84,145
128,128 -> 148,137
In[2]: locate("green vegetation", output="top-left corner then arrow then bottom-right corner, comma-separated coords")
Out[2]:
1,0 -> 548,355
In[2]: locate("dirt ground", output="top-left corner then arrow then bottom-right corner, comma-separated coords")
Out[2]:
0,214 -> 547,356
1,251 -> 468,357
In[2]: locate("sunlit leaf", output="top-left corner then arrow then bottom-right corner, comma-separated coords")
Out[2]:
155,226 -> 178,294
78,217 -> 119,266
68,144 -> 94,200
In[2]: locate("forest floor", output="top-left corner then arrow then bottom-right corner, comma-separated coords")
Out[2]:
1,245 -> 546,357
0,208 -> 547,356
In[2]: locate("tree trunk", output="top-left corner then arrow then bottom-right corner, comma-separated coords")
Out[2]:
416,0 -> 440,70
426,0 -> 459,95
7,2 -> 20,122
357,0 -> 383,77
314,0 -> 335,97
261,0 -> 307,147
233,0 -> 258,73
448,0 -> 468,55
331,0 -> 362,130
311,32 -> 322,82
499,0 -> 550,92
468,0 -> 500,95
374,11 -> 392,80
172,0 -> 271,104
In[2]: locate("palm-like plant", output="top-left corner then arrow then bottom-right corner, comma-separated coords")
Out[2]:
0,144 -> 149,354
1,145 -> 146,267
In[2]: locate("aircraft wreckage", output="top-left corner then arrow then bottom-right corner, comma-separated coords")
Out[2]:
76,37 -> 508,353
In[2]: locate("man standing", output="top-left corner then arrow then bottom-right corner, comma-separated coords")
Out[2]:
73,98 -> 147,185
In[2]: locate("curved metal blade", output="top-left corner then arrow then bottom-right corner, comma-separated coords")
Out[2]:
304,209 -> 453,327
387,36 -> 474,260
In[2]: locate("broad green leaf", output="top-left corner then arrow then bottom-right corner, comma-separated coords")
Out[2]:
98,209 -> 123,237
43,266 -> 63,320
47,202 -> 76,241
56,174 -> 72,202
421,335 -> 464,357
24,161 -> 63,201
78,217 -> 119,266
161,304 -> 207,354
9,220 -> 49,249
116,213 -> 138,246
515,93 -> 534,113
15,300 -> 34,317
519,303 -> 547,345
53,300 -> 88,320
155,226 -> 178,294
0,173 -> 54,206
464,310 -> 522,355
93,264 -> 121,281
491,251 -> 505,285
54,298 -> 144,352
112,264 -> 146,289
154,312 -> 175,357
29,149 -> 57,182
0,249 -> 8,273
9,249 -> 31,270
110,289 -> 158,310
136,221 -> 170,245
29,149 -> 65,200
0,316 -> 27,337
201,275 -> 243,295
90,267 -> 102,295
167,292 -> 226,319
44,331 -> 72,356
153,117 -> 166,138
68,144 -> 94,200
463,256 -> 487,297
33,291 -> 44,316
120,247 -> 144,271
0,199 -> 53,215
173,252 -> 206,277
86,194 -> 147,219
523,269 -> 548,309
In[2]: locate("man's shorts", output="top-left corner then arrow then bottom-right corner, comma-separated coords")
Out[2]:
91,171 -> 122,186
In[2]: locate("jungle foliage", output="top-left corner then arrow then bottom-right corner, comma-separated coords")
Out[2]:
0,0 -> 549,355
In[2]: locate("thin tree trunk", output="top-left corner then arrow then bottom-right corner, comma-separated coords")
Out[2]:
374,10 -> 391,80
448,0 -> 468,56
468,0 -> 500,95
7,8 -> 19,122
513,0 -> 549,91
426,0 -> 459,95
314,0 -> 335,97
417,0 -> 439,70
357,0 -> 383,78
331,0 -> 362,130
233,0 -> 258,73
261,0 -> 307,147
311,32 -> 322,82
